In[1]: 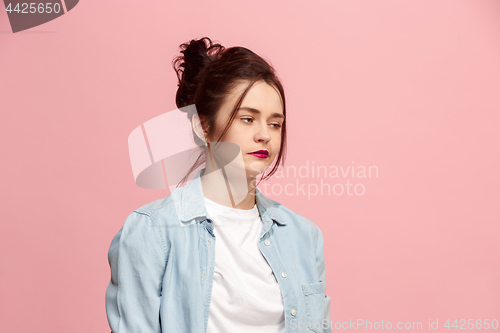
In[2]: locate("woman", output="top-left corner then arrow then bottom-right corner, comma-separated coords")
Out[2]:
105,37 -> 331,333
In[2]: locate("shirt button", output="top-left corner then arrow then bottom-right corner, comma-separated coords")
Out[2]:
281,272 -> 287,278
264,240 -> 270,246
207,239 -> 210,245
203,270 -> 206,279
291,309 -> 296,316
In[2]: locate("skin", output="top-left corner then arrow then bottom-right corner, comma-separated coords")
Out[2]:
193,80 -> 284,210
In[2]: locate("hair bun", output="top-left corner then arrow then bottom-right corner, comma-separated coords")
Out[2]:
172,37 -> 225,109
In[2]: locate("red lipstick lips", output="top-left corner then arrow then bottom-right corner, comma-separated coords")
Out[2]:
248,150 -> 269,159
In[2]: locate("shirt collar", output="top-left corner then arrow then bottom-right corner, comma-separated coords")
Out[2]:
178,168 -> 286,226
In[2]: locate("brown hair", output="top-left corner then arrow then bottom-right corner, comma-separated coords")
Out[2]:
172,37 -> 287,187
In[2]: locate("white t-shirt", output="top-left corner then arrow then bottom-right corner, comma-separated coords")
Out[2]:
205,197 -> 286,333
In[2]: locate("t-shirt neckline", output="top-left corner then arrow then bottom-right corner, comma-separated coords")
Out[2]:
204,197 -> 259,220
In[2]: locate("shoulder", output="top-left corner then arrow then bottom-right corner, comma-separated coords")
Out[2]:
259,194 -> 325,262
111,191 -> 181,256
117,188 -> 182,242
129,187 -> 182,222
261,193 -> 319,236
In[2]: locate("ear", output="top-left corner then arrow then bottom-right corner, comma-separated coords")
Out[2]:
192,114 -> 208,144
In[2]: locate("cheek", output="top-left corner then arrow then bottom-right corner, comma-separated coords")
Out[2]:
272,133 -> 282,148
219,123 -> 243,142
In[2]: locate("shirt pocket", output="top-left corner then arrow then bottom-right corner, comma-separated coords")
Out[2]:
302,282 -> 326,333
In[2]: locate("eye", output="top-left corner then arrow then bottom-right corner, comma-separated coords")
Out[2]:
270,123 -> 282,129
241,117 -> 254,124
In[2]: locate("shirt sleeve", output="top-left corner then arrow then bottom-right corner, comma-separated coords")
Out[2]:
105,211 -> 167,333
315,224 -> 332,333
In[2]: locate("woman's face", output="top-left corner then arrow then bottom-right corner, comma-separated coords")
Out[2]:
208,80 -> 284,178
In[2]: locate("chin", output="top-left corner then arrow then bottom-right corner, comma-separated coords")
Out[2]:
245,162 -> 267,177
245,168 -> 263,177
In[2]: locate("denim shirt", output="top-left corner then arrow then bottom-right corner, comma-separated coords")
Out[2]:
105,168 -> 331,333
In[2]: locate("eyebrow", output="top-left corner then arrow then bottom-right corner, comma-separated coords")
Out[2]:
237,107 -> 284,119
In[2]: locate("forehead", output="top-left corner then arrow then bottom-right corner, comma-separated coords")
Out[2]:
219,80 -> 284,119
240,81 -> 283,112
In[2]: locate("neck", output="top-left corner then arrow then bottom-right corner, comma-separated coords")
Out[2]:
201,163 -> 257,211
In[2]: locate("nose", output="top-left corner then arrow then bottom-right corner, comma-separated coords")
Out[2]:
254,120 -> 272,143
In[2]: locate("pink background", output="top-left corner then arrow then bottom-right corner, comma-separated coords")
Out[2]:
1,0 -> 499,331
